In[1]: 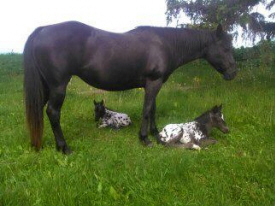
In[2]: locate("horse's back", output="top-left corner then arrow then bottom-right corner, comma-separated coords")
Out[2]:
31,21 -> 93,63
26,21 -> 169,90
25,22 -> 94,85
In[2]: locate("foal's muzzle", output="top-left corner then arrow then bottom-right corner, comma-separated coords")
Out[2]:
221,126 -> 230,133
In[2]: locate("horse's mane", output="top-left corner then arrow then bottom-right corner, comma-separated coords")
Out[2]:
132,26 -> 232,54
193,110 -> 213,136
194,110 -> 211,125
134,26 -> 215,49
105,107 -> 115,112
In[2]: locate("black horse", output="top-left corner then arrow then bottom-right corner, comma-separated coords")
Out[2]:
24,21 -> 237,154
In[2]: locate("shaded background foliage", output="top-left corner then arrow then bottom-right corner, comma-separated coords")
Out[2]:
166,0 -> 275,42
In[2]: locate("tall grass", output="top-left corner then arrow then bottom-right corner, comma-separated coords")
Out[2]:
0,55 -> 274,205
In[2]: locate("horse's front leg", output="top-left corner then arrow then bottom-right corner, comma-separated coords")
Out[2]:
139,79 -> 162,146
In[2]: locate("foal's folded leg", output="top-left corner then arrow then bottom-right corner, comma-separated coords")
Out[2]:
111,124 -> 120,130
199,138 -> 218,148
167,142 -> 201,151
98,123 -> 108,128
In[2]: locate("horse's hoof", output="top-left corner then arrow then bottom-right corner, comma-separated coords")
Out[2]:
141,138 -> 153,147
57,145 -> 72,155
146,142 -> 154,147
155,135 -> 162,144
63,146 -> 72,155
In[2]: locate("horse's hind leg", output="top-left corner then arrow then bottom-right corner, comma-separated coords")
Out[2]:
149,99 -> 161,143
46,82 -> 71,154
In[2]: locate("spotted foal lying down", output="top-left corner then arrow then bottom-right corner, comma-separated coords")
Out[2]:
94,100 -> 132,129
159,105 -> 229,150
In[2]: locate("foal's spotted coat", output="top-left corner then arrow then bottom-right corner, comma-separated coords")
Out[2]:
94,100 -> 131,129
159,105 -> 229,150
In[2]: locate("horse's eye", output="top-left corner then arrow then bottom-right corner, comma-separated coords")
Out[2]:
224,48 -> 230,52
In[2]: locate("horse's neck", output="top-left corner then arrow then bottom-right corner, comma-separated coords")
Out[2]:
195,113 -> 213,136
105,109 -> 116,116
167,29 -> 215,68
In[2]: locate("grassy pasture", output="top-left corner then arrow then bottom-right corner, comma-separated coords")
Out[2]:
0,54 -> 275,205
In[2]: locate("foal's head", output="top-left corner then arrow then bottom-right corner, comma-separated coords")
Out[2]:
209,105 -> 229,133
93,100 -> 106,121
205,24 -> 237,81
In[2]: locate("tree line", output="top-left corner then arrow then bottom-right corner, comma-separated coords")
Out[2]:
166,0 -> 275,42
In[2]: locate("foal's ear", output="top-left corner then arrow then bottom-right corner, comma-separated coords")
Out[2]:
218,104 -> 223,111
100,100 -> 105,106
212,105 -> 219,113
216,24 -> 224,38
93,100 -> 97,105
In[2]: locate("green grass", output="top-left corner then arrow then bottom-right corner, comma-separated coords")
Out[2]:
0,54 -> 275,205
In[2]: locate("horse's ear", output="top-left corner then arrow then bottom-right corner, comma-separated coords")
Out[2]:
93,100 -> 97,105
218,104 -> 223,111
101,99 -> 105,106
216,24 -> 224,39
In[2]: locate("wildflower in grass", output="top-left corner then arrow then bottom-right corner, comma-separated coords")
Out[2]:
193,76 -> 201,87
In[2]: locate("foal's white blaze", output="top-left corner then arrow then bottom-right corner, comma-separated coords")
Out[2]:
221,114 -> 224,121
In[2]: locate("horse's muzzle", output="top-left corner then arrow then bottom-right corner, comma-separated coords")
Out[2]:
223,70 -> 237,81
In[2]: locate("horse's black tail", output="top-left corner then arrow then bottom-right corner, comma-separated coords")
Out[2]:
23,27 -> 47,151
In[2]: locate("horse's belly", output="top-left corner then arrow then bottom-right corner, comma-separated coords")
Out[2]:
77,69 -> 145,91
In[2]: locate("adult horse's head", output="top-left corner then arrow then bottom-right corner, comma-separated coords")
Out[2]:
205,24 -> 237,80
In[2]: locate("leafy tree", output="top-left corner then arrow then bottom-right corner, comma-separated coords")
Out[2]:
166,0 -> 275,42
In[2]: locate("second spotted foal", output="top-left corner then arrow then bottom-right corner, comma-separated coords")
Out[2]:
94,100 -> 132,129
159,105 -> 229,150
